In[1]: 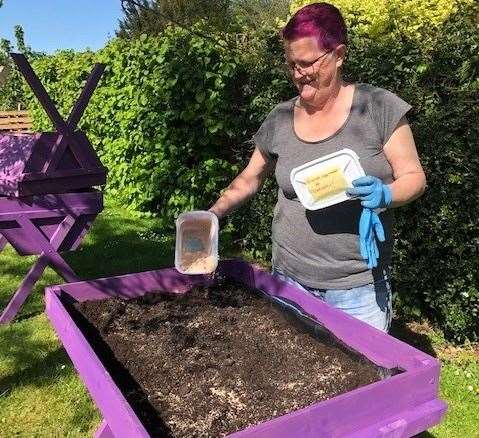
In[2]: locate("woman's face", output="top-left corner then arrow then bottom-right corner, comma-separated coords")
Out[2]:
284,36 -> 345,104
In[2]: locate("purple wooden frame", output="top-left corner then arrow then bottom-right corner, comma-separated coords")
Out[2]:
45,260 -> 447,437
0,191 -> 103,324
0,53 -> 107,197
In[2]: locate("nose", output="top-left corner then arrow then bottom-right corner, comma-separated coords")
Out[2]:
293,67 -> 304,81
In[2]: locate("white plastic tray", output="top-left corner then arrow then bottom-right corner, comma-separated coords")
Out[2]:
290,148 -> 365,210
175,210 -> 219,275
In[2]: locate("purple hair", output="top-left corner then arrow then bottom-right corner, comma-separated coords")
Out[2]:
282,3 -> 347,51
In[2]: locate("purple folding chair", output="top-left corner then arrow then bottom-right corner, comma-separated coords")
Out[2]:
0,53 -> 107,324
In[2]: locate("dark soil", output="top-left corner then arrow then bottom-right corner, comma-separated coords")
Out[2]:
72,280 -> 383,437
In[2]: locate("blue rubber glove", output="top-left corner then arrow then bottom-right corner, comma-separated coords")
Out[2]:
359,208 -> 386,269
347,176 -> 392,209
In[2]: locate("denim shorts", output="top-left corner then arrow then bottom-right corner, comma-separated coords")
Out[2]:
272,267 -> 393,332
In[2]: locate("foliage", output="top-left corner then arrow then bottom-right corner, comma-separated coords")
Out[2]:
231,0 -> 290,29
117,0 -> 290,37
23,3 -> 479,341
26,26 -> 244,227
289,0 -> 475,42
117,0 -> 234,36
0,25 -> 42,110
386,6 -> 479,342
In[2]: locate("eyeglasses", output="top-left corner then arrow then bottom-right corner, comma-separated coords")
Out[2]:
285,50 -> 332,75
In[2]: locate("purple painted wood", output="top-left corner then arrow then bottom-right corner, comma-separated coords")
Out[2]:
0,134 -> 38,195
0,54 -> 106,323
0,235 -> 7,251
46,285 -> 150,438
0,132 -> 107,197
0,191 -> 103,324
45,260 -> 447,437
10,53 -> 70,134
66,64 -> 106,131
0,254 -> 50,324
0,191 -> 103,255
94,420 -> 115,438
0,54 -> 107,197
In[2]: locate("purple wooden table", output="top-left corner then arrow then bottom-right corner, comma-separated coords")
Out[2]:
0,191 -> 103,324
0,53 -> 106,197
0,53 -> 107,324
45,259 -> 447,437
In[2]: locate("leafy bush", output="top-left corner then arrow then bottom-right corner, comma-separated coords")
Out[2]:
23,4 -> 479,341
0,25 -> 42,110
26,27 -> 244,225
289,0 -> 475,41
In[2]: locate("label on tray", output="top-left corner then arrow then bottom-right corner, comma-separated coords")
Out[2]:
305,166 -> 348,201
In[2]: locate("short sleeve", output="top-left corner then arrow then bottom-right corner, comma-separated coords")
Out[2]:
252,108 -> 277,160
370,88 -> 412,145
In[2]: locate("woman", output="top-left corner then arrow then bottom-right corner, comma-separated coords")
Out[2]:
208,2 -> 426,332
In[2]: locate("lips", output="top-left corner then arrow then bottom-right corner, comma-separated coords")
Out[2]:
299,80 -> 316,91
299,80 -> 317,100
299,78 -> 316,88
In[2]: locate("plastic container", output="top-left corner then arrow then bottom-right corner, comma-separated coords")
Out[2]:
175,210 -> 219,275
290,148 -> 365,210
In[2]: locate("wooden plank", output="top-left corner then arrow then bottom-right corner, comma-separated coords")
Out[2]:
0,115 -> 29,118
0,110 -> 33,132
0,127 -> 32,131
0,117 -> 31,121
0,121 -> 33,127
45,290 -> 150,437
0,127 -> 32,133
0,110 -> 29,116
0,124 -> 31,129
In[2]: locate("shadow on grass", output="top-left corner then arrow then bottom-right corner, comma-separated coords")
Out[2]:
0,207 -> 176,322
0,316 -> 72,393
390,319 -> 437,358
0,347 -> 69,392
64,209 -> 175,279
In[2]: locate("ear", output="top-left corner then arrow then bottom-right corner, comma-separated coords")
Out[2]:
334,44 -> 347,69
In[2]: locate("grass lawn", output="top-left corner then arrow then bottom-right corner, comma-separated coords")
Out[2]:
0,201 -> 477,437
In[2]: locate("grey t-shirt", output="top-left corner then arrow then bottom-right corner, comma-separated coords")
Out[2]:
253,83 -> 412,289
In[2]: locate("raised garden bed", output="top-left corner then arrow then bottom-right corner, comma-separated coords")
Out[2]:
45,260 -> 447,437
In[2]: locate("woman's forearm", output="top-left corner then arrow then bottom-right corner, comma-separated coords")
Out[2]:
209,172 -> 263,219
389,171 -> 426,207
209,147 -> 272,219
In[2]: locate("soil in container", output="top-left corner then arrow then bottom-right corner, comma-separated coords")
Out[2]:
70,280 -> 386,437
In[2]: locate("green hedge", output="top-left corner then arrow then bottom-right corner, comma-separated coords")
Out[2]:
23,5 -> 479,341
347,6 -> 479,342
26,29 -> 244,221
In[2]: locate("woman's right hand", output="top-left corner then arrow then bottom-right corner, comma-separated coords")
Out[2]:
208,206 -> 222,220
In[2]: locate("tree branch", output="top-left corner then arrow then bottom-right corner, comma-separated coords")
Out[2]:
120,0 -> 235,51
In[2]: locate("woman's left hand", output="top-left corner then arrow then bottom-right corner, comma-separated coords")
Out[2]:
347,176 -> 392,209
